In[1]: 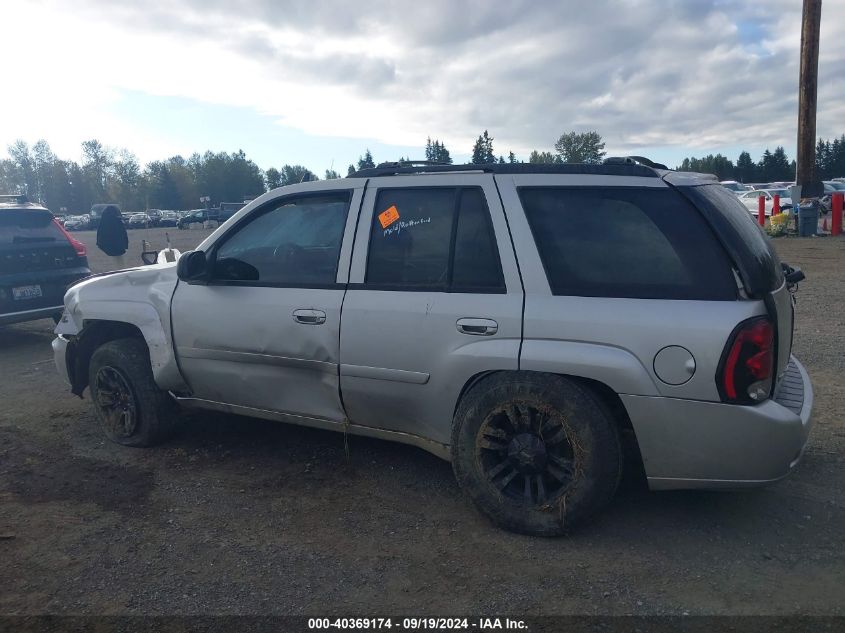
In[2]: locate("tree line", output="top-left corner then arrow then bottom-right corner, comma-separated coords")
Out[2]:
0,131 -> 607,213
675,135 -> 845,183
3,130 -> 841,213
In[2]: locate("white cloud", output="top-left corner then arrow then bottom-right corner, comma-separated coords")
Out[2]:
1,0 -> 843,165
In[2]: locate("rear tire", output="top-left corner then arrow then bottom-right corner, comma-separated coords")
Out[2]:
451,372 -> 621,536
88,337 -> 178,447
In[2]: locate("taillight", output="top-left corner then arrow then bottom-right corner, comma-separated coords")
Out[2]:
718,317 -> 775,404
53,218 -> 87,257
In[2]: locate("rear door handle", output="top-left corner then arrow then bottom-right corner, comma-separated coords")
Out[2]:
456,318 -> 498,336
292,309 -> 326,325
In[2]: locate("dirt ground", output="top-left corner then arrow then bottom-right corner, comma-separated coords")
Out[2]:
1,228 -> 843,616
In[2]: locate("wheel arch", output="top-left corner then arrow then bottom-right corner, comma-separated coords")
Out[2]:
68,320 -> 146,396
453,369 -> 646,478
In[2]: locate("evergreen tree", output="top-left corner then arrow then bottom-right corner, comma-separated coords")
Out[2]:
347,164 -> 356,176
770,147 -> 791,181
425,138 -> 452,164
758,149 -> 774,182
324,169 -> 341,180
508,151 -> 518,164
736,151 -> 756,183
471,131 -> 496,164
357,149 -> 375,170
816,139 -> 832,180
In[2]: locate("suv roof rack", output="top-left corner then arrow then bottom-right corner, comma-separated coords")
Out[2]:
603,156 -> 670,170
348,162 -> 662,179
375,160 -> 450,169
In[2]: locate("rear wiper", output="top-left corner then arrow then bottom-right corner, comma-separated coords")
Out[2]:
12,236 -> 56,243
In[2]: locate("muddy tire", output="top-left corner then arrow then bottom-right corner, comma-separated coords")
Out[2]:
88,337 -> 177,447
451,372 -> 621,536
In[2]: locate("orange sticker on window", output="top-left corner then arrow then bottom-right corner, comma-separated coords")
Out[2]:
378,205 -> 400,229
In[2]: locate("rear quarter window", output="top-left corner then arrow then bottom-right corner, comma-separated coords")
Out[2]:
519,187 -> 737,300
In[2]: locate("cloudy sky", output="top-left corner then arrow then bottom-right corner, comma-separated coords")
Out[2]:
1,0 -> 843,174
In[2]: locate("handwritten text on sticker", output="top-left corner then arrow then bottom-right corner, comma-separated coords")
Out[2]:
378,205 -> 400,229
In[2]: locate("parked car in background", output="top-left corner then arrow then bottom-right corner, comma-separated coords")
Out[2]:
146,209 -> 162,227
53,160 -> 813,535
1,195 -> 90,325
176,207 -> 239,229
128,213 -> 151,229
819,181 -> 845,212
737,189 -> 793,216
158,211 -> 179,227
89,203 -> 120,229
63,216 -> 89,231
719,180 -> 752,193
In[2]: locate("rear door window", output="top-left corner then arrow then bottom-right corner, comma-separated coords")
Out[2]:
365,187 -> 504,292
519,187 -> 736,300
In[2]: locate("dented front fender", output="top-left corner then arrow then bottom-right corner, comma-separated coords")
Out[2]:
60,263 -> 189,393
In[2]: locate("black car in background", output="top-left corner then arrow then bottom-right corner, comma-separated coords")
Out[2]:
157,211 -> 179,227
1,195 -> 91,325
176,207 -> 239,229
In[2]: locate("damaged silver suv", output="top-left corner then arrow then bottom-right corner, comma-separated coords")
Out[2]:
52,159 -> 813,535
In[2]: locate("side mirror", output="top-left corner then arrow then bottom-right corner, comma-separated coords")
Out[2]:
176,250 -> 209,284
141,240 -> 158,265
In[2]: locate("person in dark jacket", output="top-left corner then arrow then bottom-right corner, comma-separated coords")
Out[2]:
96,205 -> 128,258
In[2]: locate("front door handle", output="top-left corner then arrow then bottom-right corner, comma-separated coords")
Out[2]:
292,309 -> 326,325
456,318 -> 498,336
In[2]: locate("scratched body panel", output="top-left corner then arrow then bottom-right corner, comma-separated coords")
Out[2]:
171,284 -> 347,421
168,178 -> 365,423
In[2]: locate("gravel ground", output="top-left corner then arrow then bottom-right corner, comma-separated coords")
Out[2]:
0,229 -> 843,616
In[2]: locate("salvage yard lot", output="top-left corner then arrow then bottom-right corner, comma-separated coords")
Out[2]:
1,227 -> 843,615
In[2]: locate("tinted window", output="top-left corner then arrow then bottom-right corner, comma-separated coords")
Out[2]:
452,189 -> 504,291
680,184 -> 782,296
366,187 -> 504,291
519,187 -> 736,300
213,193 -> 350,285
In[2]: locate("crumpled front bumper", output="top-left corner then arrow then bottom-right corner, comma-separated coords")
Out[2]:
52,334 -> 72,387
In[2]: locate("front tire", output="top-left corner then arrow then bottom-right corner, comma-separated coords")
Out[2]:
451,372 -> 621,536
88,338 -> 177,447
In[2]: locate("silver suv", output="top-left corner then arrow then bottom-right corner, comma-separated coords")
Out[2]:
52,160 -> 813,535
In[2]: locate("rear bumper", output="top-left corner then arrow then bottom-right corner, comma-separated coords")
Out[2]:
0,267 -> 90,325
622,356 -> 813,490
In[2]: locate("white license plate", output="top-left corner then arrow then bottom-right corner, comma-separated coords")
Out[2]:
12,285 -> 43,300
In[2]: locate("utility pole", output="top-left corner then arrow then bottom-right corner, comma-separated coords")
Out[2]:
796,0 -> 823,197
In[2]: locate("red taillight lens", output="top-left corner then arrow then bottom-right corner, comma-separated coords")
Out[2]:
719,317 -> 774,404
53,218 -> 87,257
